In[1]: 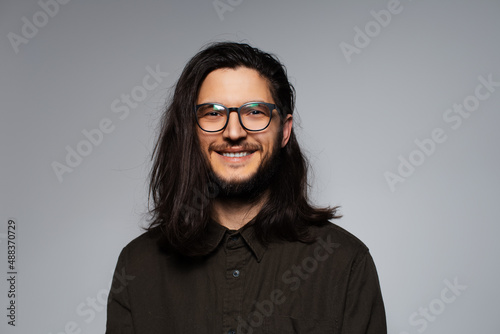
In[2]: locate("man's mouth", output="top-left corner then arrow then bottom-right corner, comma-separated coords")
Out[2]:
220,151 -> 252,158
211,144 -> 260,161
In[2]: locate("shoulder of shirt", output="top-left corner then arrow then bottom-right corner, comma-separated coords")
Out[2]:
121,226 -> 165,256
308,221 -> 370,254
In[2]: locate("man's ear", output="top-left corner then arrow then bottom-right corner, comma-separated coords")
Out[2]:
281,114 -> 293,148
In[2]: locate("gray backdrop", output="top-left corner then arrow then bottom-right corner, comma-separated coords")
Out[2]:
1,0 -> 499,333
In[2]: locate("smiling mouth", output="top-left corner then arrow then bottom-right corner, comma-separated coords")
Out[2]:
212,145 -> 259,159
220,152 -> 252,158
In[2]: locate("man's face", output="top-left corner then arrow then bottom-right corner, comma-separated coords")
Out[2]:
196,67 -> 293,195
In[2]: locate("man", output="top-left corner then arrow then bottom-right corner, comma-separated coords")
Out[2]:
106,42 -> 386,333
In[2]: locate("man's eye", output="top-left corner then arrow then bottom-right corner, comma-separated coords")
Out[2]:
205,111 -> 223,117
243,108 -> 269,117
248,109 -> 264,115
198,105 -> 225,117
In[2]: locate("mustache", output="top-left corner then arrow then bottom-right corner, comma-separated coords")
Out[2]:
208,142 -> 262,152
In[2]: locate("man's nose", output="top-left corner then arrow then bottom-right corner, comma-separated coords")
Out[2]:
222,111 -> 247,141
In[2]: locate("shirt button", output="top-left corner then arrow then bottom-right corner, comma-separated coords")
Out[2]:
229,235 -> 239,241
232,270 -> 240,278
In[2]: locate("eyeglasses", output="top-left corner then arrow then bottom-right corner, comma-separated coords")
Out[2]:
195,102 -> 279,132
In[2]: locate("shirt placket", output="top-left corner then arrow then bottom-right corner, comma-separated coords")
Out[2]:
222,233 -> 250,334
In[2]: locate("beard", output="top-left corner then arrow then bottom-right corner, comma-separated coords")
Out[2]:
207,140 -> 282,202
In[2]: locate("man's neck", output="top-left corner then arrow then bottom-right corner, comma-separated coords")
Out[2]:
212,191 -> 268,230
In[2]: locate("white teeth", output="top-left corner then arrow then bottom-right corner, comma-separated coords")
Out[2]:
222,152 -> 251,158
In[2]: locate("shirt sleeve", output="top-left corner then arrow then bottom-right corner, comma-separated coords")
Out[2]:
341,250 -> 387,334
106,247 -> 135,334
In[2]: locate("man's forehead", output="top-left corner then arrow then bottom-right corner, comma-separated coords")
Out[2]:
197,67 -> 273,105
202,67 -> 267,85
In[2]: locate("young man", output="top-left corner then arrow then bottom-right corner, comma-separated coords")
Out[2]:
106,42 -> 386,333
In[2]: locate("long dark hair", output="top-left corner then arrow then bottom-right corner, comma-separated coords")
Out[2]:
148,42 -> 340,256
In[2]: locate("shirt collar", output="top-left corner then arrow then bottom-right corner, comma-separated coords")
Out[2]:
205,220 -> 267,262
204,220 -> 227,253
239,223 -> 266,263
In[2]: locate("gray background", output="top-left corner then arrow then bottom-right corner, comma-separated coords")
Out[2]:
1,0 -> 499,333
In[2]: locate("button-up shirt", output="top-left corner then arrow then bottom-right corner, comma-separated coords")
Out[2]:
106,221 -> 386,333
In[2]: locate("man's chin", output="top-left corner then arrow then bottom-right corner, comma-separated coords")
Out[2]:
215,173 -> 254,187
210,173 -> 262,199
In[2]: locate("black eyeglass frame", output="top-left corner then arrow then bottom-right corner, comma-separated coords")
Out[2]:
194,102 -> 280,132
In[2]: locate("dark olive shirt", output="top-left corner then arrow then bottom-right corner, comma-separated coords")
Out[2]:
106,221 -> 386,333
